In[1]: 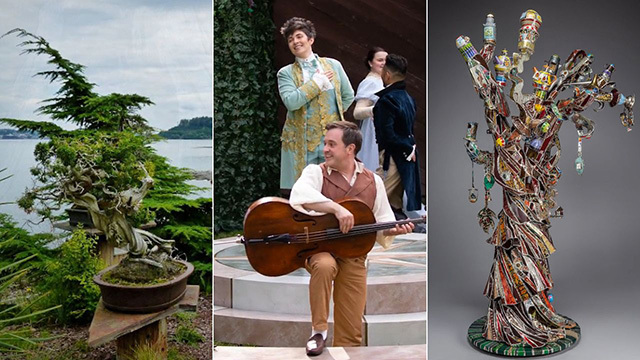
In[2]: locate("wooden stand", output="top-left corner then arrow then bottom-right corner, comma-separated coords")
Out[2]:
95,237 -> 127,267
116,319 -> 168,359
88,285 -> 199,360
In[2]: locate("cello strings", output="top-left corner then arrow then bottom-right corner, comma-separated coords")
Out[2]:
278,218 -> 426,244
308,218 -> 425,239
250,218 -> 425,244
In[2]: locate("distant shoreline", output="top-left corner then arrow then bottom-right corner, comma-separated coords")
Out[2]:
157,138 -> 212,141
157,116 -> 211,139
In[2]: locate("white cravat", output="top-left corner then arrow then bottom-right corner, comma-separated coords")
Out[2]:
296,53 -> 333,91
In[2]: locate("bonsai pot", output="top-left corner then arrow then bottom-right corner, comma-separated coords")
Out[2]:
93,260 -> 194,313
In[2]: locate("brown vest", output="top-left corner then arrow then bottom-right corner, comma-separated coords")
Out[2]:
319,163 -> 377,209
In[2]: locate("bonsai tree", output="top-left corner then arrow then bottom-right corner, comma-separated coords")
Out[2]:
0,29 -> 197,270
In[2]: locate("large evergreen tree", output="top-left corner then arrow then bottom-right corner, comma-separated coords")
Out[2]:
0,29 -> 201,268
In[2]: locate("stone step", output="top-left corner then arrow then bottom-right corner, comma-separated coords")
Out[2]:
218,271 -> 425,316
214,306 -> 426,347
214,344 -> 426,360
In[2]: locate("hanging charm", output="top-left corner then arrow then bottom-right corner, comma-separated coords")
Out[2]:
575,138 -> 584,175
484,170 -> 495,190
469,188 -> 478,203
551,206 -> 564,218
469,161 -> 478,203
477,191 -> 496,233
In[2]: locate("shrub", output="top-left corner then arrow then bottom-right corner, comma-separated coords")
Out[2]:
0,255 -> 61,354
38,228 -> 103,324
0,172 -> 60,354
0,213 -> 55,280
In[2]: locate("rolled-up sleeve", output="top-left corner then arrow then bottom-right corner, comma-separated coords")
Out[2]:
289,164 -> 330,215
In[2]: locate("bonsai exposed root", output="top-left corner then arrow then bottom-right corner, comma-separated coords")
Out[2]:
128,257 -> 164,268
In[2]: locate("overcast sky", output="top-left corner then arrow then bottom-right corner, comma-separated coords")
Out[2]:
0,0 -> 212,131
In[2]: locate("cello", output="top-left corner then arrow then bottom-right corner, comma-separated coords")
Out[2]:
240,197 -> 425,276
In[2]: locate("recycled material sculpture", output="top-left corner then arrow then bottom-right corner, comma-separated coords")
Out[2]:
457,10 -> 634,354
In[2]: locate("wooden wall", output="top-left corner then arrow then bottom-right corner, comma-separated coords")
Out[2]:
271,0 -> 426,195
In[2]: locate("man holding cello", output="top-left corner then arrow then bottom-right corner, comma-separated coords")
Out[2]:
289,121 -> 414,355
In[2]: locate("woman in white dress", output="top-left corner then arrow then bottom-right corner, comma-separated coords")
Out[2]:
353,47 -> 387,171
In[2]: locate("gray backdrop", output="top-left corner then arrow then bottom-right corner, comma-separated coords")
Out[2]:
428,1 -> 640,359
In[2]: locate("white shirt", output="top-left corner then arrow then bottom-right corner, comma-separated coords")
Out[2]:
295,53 -> 333,91
289,160 -> 397,248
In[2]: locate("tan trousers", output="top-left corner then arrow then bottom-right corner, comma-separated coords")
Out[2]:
376,150 -> 403,210
305,252 -> 367,346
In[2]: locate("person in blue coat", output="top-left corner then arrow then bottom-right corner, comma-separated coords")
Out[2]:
277,17 -> 354,191
373,54 -> 422,217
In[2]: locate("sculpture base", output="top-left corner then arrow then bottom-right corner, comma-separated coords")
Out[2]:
467,316 -> 580,357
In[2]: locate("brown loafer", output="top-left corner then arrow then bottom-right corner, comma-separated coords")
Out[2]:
306,333 -> 325,356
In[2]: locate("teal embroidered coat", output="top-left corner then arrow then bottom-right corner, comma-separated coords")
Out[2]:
277,56 -> 354,189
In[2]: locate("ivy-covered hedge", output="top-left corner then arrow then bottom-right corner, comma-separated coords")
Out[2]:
214,0 -> 280,233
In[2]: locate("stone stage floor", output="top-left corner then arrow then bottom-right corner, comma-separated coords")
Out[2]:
214,233 -> 427,347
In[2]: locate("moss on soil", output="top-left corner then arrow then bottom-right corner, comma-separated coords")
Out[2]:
102,258 -> 186,286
